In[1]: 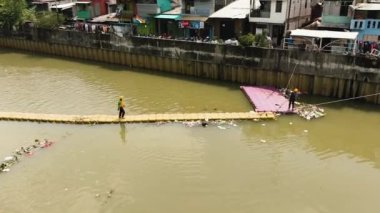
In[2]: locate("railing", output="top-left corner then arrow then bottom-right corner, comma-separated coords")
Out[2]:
282,37 -> 355,55
250,10 -> 270,18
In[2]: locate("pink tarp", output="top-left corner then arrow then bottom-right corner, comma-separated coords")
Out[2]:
241,86 -> 293,113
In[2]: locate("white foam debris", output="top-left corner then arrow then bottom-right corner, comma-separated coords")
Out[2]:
4,156 -> 14,161
217,126 -> 227,130
260,139 -> 267,143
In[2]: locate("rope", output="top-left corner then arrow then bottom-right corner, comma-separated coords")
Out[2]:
266,62 -> 298,100
285,62 -> 298,90
313,92 -> 380,106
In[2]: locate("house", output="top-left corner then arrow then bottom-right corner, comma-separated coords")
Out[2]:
319,0 -> 354,30
75,0 -> 109,20
107,0 -> 118,13
153,0 -> 214,38
176,0 -> 214,38
116,0 -> 135,22
350,2 -> 380,41
133,0 -> 171,35
208,0 -> 251,40
51,1 -> 76,19
31,0 -> 58,12
249,0 -> 313,45
32,0 -> 76,19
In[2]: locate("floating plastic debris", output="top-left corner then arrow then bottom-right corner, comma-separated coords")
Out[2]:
1,139 -> 56,175
303,130 -> 309,133
107,189 -> 114,198
217,126 -> 227,130
297,105 -> 325,120
261,123 -> 266,126
260,139 -> 267,143
4,156 -> 15,162
289,122 -> 293,125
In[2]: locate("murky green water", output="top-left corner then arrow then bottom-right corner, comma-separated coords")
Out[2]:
0,49 -> 380,213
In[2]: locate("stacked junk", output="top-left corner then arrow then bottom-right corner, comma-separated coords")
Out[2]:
280,88 -> 325,120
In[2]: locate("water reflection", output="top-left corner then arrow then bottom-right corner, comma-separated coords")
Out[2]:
119,123 -> 127,144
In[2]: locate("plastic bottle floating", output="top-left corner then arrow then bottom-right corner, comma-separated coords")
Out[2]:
35,139 -> 54,148
1,138 -> 56,173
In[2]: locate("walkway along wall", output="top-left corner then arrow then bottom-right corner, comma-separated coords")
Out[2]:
0,30 -> 379,104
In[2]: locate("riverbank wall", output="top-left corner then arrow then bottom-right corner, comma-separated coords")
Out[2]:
0,30 -> 379,104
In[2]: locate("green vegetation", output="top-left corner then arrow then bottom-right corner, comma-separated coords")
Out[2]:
0,0 -> 63,32
254,32 -> 269,48
238,32 -> 271,48
0,0 -> 28,31
238,33 -> 255,47
35,11 -> 64,29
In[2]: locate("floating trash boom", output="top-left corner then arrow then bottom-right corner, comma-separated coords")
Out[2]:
0,111 -> 276,124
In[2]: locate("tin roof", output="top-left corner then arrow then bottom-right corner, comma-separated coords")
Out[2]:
291,29 -> 358,40
209,0 -> 251,19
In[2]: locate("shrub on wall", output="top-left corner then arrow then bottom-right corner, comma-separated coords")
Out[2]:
238,33 -> 255,47
254,32 -> 269,48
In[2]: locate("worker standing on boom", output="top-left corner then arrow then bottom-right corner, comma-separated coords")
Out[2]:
288,88 -> 299,111
118,96 -> 126,119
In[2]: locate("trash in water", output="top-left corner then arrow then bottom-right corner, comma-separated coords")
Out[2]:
217,126 -> 227,130
303,130 -> 309,133
261,123 -> 266,126
297,105 -> 325,120
4,156 -> 15,162
289,122 -> 293,125
0,138 -> 56,175
260,139 -> 267,143
107,189 -> 114,198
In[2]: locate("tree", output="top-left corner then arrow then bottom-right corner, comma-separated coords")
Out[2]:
0,0 -> 28,32
35,11 -> 64,29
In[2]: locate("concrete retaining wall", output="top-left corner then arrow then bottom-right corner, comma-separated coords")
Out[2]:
0,31 -> 379,104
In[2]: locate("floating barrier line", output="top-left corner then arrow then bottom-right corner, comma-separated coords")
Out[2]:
0,111 -> 276,124
301,92 -> 380,107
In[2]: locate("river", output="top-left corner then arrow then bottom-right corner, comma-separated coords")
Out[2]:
0,49 -> 379,213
